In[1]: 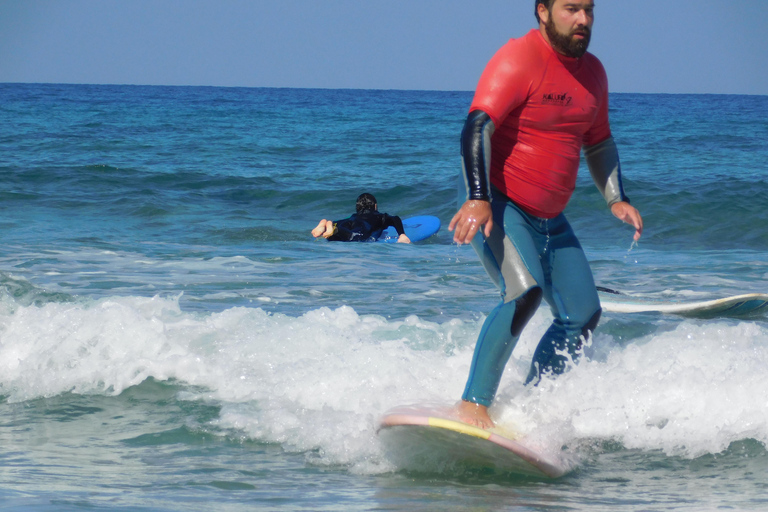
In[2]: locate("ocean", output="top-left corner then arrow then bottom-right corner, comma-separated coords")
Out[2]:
1,83 -> 767,511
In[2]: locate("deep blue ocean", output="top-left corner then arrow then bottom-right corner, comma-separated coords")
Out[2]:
1,83 -> 768,511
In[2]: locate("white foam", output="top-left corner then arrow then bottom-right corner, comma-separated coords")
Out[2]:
1,294 -> 766,472
495,319 -> 768,460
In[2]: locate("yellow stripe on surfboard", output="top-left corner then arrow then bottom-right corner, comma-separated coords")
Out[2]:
427,417 -> 492,440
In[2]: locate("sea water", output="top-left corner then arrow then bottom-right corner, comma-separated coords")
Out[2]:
1,83 -> 767,511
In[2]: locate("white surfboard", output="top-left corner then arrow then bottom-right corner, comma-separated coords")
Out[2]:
377,404 -> 570,478
598,287 -> 768,317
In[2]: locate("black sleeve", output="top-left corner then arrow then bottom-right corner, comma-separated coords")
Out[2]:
460,109 -> 495,201
383,214 -> 406,236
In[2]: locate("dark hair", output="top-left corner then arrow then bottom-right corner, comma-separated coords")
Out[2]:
534,0 -> 554,23
356,193 -> 377,214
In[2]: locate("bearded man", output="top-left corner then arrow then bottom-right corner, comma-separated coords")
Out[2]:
449,0 -> 643,428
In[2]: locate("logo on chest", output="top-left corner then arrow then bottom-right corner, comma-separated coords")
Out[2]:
541,92 -> 573,107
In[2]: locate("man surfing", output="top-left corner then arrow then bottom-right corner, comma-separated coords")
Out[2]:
449,0 -> 643,429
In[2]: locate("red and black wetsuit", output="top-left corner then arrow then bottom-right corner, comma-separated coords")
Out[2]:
460,29 -> 630,401
469,28 -> 615,218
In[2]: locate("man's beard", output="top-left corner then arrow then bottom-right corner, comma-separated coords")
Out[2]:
545,15 -> 591,58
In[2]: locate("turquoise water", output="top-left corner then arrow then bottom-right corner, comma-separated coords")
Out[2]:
1,83 -> 768,510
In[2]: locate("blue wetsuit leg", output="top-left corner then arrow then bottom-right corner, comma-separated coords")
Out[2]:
462,300 -> 519,406
460,185 -> 601,405
461,187 -> 544,406
525,213 -> 601,384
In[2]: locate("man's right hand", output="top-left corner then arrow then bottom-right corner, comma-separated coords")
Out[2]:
449,200 -> 493,244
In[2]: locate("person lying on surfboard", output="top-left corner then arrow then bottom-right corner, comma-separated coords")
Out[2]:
311,193 -> 411,243
448,0 -> 643,429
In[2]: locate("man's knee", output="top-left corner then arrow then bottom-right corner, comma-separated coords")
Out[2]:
511,287 -> 543,337
582,308 -> 601,338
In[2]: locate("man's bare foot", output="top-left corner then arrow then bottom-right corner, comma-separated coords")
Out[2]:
457,400 -> 494,429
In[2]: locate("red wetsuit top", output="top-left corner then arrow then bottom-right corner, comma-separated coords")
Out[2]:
470,29 -> 612,218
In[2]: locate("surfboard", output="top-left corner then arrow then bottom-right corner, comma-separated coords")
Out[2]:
377,404 -> 570,478
598,286 -> 768,318
377,215 -> 440,243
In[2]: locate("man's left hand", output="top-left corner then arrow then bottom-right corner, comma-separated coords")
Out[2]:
610,201 -> 643,241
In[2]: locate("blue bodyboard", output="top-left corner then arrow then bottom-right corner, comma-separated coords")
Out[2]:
377,215 -> 441,243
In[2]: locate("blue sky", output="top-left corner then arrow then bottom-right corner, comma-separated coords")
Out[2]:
2,0 -> 766,95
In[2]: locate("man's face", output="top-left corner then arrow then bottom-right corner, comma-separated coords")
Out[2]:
540,0 -> 594,58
